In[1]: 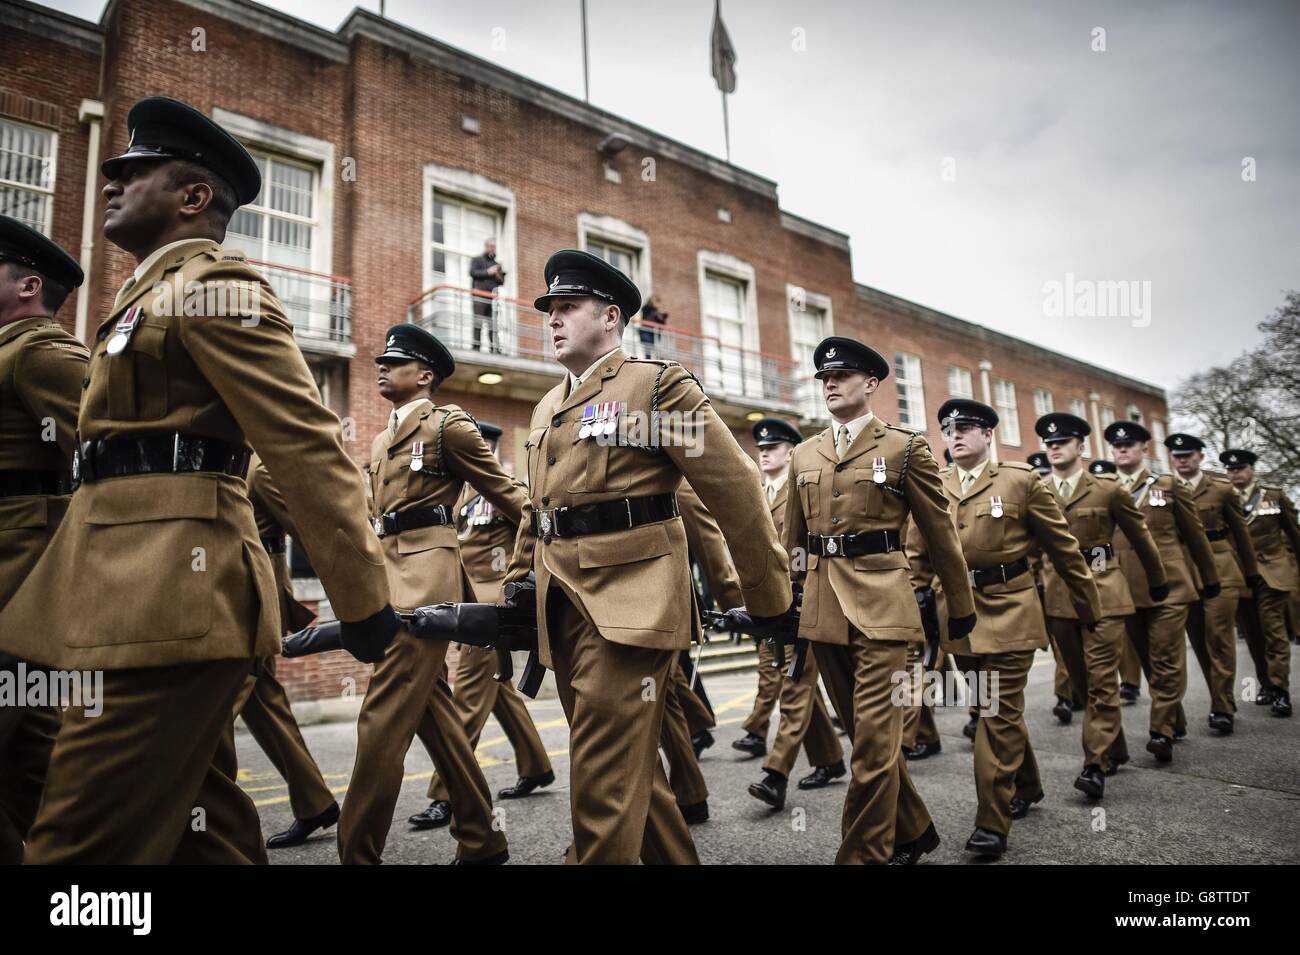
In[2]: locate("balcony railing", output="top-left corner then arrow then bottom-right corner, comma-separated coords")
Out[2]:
250,259 -> 353,349
407,284 -> 805,415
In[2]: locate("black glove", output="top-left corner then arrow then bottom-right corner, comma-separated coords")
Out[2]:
1245,574 -> 1265,594
1148,582 -> 1170,603
914,586 -> 935,607
1200,582 -> 1222,600
339,604 -> 400,663
947,613 -> 977,641
282,620 -> 342,658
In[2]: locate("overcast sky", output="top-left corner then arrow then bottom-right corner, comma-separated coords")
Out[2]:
52,0 -> 1300,390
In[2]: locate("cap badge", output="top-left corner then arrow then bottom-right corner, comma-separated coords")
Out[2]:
1174,437 -> 1183,446
825,347 -> 836,359
550,276 -> 560,290
1047,422 -> 1058,434
386,335 -> 396,348
760,427 -> 769,437
1229,454 -> 1238,463
1116,428 -> 1127,438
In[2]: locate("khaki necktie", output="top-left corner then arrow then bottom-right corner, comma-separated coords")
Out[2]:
960,471 -> 974,494
1120,474 -> 1134,491
1058,478 -> 1072,502
835,425 -> 850,459
389,410 -> 399,437
765,483 -> 777,504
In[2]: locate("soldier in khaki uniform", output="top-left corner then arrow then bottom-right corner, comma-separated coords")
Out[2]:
1089,459 -> 1147,704
910,400 -> 1100,857
1106,423 -> 1220,761
1028,450 -> 1084,722
0,216 -> 86,864
1165,433 -> 1260,734
743,417 -> 844,812
0,98 -> 397,863
1036,412 -> 1167,801
412,421 -> 553,830
783,337 -> 976,864
233,455 -> 340,848
1223,449 -> 1298,717
504,250 -> 791,864
340,324 -> 525,864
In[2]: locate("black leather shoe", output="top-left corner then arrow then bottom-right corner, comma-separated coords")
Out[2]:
1174,726 -> 1188,741
1119,682 -> 1139,703
1272,691 -> 1292,717
903,740 -> 942,761
1052,697 -> 1073,724
408,800 -> 452,830
798,760 -> 846,789
1073,765 -> 1105,799
965,827 -> 1007,858
497,769 -> 555,800
748,771 -> 788,810
1009,791 -> 1043,819
962,715 -> 978,740
1208,712 -> 1234,734
266,802 -> 339,849
1146,734 -> 1173,762
731,731 -> 767,757
888,823 -> 940,865
680,800 -> 709,825
451,849 -> 508,865
1104,753 -> 1129,777
692,729 -> 715,758
1255,687 -> 1275,705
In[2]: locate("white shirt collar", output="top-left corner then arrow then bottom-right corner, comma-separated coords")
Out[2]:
392,397 -> 430,431
765,471 -> 789,495
1053,465 -> 1084,494
831,410 -> 875,448
957,458 -> 988,486
567,346 -> 623,393
1182,470 -> 1204,490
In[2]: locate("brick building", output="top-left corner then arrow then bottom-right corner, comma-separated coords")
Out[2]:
2,0 -> 1170,702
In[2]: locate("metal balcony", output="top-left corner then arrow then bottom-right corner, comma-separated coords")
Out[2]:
250,260 -> 355,357
407,284 -> 806,420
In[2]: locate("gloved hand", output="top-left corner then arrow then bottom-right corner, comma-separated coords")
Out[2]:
282,620 -> 342,658
1148,582 -> 1170,603
947,613 -> 977,641
1245,574 -> 1265,594
339,604 -> 400,663
1200,582 -> 1222,600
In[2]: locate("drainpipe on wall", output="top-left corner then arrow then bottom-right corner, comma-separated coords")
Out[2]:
75,98 -> 104,344
1088,391 -> 1103,458
979,360 -> 998,463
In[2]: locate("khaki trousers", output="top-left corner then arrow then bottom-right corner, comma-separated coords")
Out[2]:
1186,591 -> 1240,715
1124,604 -> 1190,739
26,660 -> 267,864
1238,589 -> 1292,694
901,642 -> 941,748
1120,634 -> 1143,688
969,650 -> 1038,835
812,632 -> 931,864
1048,629 -> 1083,705
548,590 -> 699,864
742,638 -> 783,737
427,643 -> 552,802
234,656 -> 335,821
0,701 -> 59,864
763,647 -> 842,778
1046,616 -> 1129,769
661,658 -> 709,806
338,625 -> 505,864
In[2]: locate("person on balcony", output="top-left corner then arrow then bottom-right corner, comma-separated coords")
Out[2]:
638,298 -> 667,358
470,239 -> 506,353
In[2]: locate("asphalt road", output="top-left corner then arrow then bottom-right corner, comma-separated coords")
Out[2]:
238,640 -> 1299,864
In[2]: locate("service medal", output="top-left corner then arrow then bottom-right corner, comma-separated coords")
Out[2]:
1150,489 -> 1166,507
604,400 -> 620,436
105,306 -> 144,355
578,404 -> 595,440
410,440 -> 424,472
872,456 -> 887,484
990,495 -> 1004,518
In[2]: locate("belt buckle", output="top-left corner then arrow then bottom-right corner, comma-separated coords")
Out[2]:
823,534 -> 843,556
372,516 -> 385,538
538,508 -> 555,538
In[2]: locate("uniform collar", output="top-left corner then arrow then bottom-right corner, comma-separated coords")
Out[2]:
133,238 -> 207,283
567,345 -> 623,394
830,410 -> 874,447
0,314 -> 58,345
392,397 -> 428,431
1181,470 -> 1204,490
1237,481 -> 1257,500
765,471 -> 789,495
957,458 -> 988,486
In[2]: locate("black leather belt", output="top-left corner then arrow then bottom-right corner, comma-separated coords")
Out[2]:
969,556 -> 1030,589
374,505 -> 451,538
0,468 -> 73,497
261,534 -> 287,554
531,493 -> 679,539
805,528 -> 902,558
1080,542 -> 1114,561
75,433 -> 250,484
1205,528 -> 1227,542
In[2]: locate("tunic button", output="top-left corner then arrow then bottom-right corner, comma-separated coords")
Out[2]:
552,416 -> 562,427
547,455 -> 556,465
81,377 -> 90,389
543,535 -> 553,545
831,517 -> 840,525
832,490 -> 841,498
383,479 -> 390,486
835,464 -> 844,472
387,451 -> 394,459
541,496 -> 550,505
958,522 -> 967,529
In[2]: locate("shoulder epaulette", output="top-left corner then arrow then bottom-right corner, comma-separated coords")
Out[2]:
1001,461 -> 1034,472
1095,472 -> 1119,482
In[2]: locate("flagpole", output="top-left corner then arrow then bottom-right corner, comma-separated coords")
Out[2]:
580,0 -> 590,102
721,90 -> 731,163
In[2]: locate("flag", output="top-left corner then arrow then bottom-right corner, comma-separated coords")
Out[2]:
710,0 -> 737,94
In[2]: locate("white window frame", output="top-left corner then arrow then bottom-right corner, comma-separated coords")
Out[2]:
1152,418 -> 1169,471
786,284 -> 833,420
1033,388 -> 1054,447
422,162 -> 517,302
1070,398 -> 1093,457
697,250 -> 761,397
894,352 -> 927,431
1126,403 -> 1144,423
947,366 -> 973,399
0,116 -> 57,236
994,378 -> 1021,447
213,109 -> 334,279
577,212 -> 650,309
